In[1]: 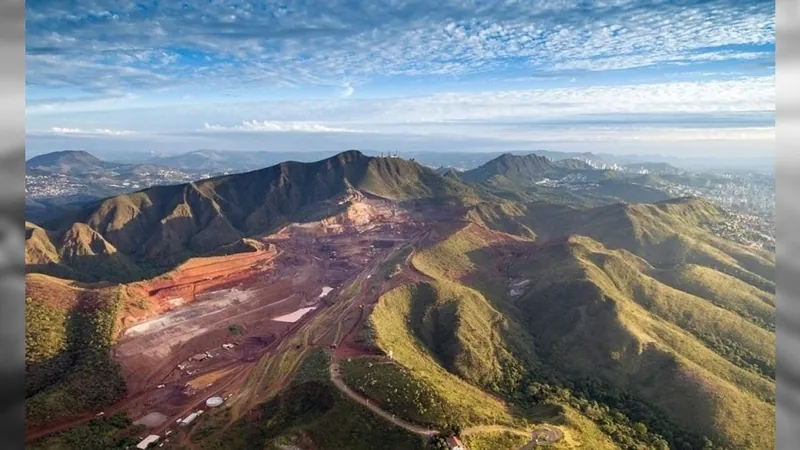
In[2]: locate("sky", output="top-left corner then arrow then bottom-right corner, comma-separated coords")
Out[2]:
24,0 -> 775,159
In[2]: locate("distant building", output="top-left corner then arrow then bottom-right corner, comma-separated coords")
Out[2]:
446,436 -> 465,450
136,435 -> 160,449
190,353 -> 207,362
179,410 -> 204,426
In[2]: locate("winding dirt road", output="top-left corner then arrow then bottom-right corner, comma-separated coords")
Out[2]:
328,361 -> 566,449
329,361 -> 438,437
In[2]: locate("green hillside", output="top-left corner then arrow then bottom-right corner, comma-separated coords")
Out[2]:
406,214 -> 775,449
461,153 -> 561,185
459,153 -> 671,206
652,264 -> 775,330
359,279 -> 624,449
578,180 -> 670,204
508,237 -> 775,449
25,274 -> 130,429
361,281 -> 522,428
198,349 -> 426,450
463,197 -> 775,294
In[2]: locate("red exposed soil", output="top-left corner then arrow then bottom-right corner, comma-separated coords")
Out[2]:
26,196 -> 471,444
138,248 -> 279,302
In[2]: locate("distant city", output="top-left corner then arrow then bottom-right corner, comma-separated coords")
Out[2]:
25,168 -> 213,200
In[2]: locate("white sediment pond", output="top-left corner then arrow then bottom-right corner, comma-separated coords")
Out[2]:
134,412 -> 168,428
272,307 -> 317,323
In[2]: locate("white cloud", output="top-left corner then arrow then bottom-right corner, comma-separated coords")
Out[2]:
202,120 -> 365,133
172,76 -> 773,125
431,125 -> 775,143
24,1 -> 774,94
45,127 -> 135,136
22,0 -> 776,161
26,76 -> 772,147
26,92 -> 138,114
375,77 -> 774,122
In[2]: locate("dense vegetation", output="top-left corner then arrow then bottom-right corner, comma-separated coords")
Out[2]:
227,323 -> 246,336
25,285 -> 128,428
341,356 -> 471,428
364,281 -> 686,449
364,282 -> 524,429
26,298 -> 71,397
27,412 -> 142,450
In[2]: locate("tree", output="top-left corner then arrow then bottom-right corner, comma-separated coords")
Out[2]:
228,324 -> 245,336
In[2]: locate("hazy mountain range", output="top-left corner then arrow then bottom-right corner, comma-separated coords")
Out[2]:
25,148 -> 774,174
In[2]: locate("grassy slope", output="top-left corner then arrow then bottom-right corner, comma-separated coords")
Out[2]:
568,201 -> 774,288
460,153 -> 559,185
580,246 -> 775,381
364,282 -> 521,428
468,197 -> 776,296
460,153 -> 672,206
653,264 -> 775,330
461,431 -> 529,450
353,225 -> 623,448
25,274 -> 131,429
464,201 -> 539,240
199,349 -> 426,450
508,236 -> 775,449
409,218 -> 775,449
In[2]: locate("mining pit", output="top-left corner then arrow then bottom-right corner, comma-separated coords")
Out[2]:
106,196 -> 439,434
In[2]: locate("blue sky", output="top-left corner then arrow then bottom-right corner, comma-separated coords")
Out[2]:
24,0 -> 775,158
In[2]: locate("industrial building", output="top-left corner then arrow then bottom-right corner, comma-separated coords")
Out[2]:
179,410 -> 204,426
136,435 -> 160,449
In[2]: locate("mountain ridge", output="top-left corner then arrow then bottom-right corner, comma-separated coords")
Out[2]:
26,150 -> 478,282
461,153 -> 561,184
407,219 -> 775,449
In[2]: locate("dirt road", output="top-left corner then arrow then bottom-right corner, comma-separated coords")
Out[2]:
461,425 -> 532,437
329,361 -> 438,437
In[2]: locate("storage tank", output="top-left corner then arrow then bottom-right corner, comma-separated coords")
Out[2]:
205,396 -> 223,408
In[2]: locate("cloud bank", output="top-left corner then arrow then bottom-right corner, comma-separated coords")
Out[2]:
25,0 -> 775,157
